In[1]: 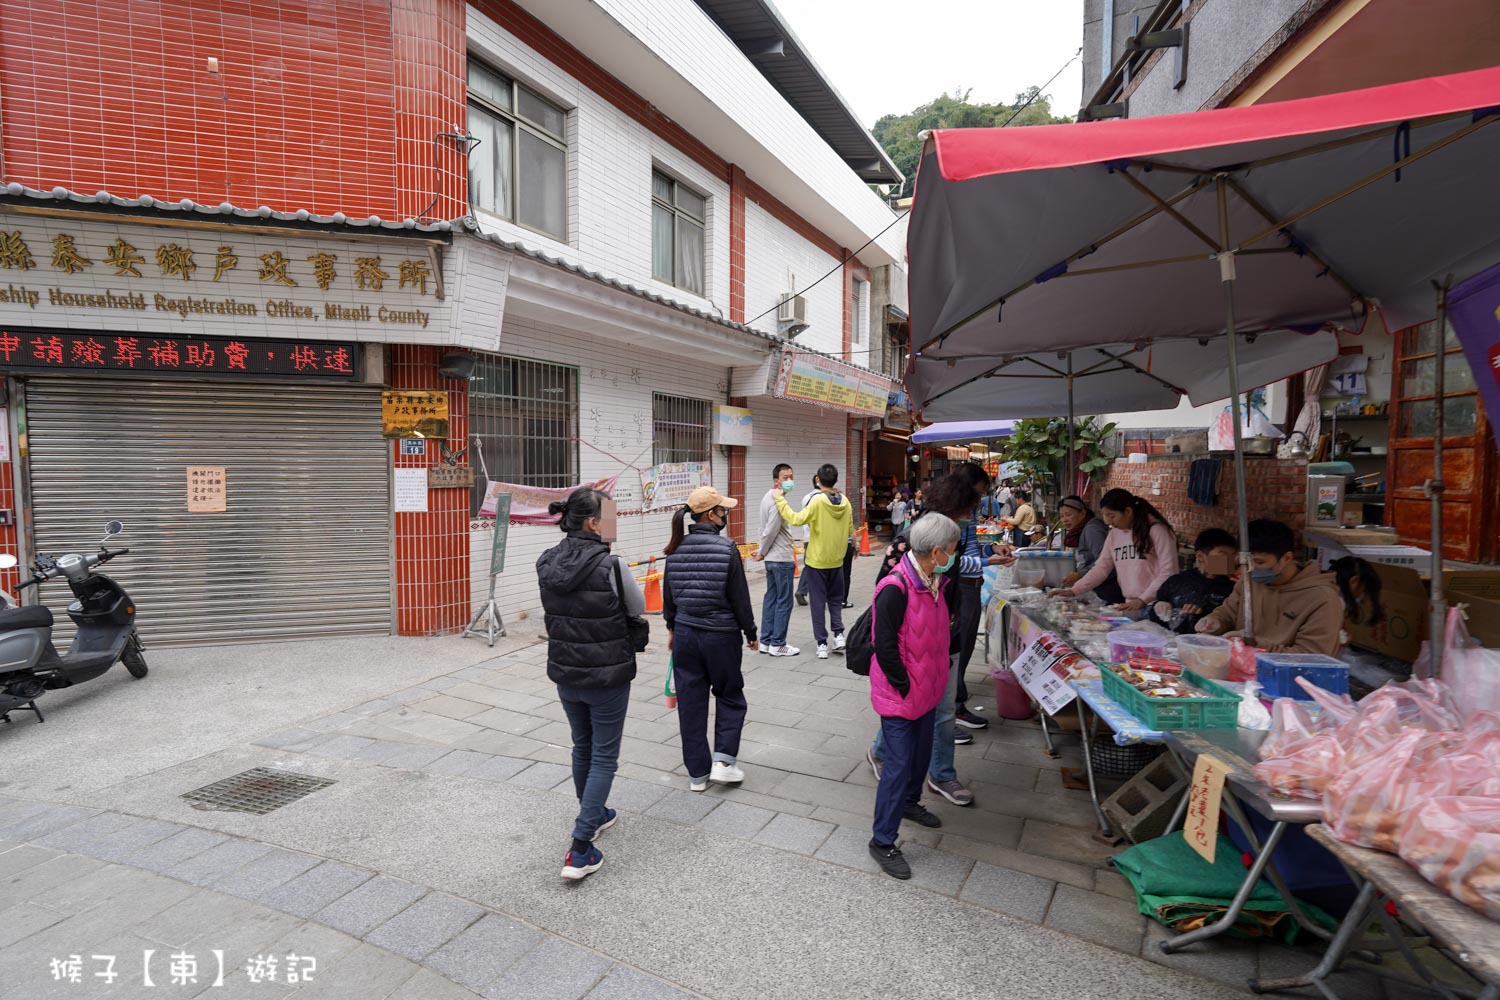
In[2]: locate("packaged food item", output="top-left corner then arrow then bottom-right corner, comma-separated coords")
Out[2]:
1397,796 -> 1500,919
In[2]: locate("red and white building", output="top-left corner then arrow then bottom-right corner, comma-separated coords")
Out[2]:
0,0 -> 905,643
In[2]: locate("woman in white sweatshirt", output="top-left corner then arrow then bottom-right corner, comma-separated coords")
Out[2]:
1051,488 -> 1179,612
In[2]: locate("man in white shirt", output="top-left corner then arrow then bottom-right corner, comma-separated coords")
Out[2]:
754,464 -> 801,656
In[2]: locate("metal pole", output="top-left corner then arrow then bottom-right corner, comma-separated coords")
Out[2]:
1428,281 -> 1450,676
1216,176 -> 1254,644
1066,355 -> 1077,497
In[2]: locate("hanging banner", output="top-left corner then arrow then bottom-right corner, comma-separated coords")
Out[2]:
1448,261 -> 1500,456
487,492 -> 512,576
639,462 -> 711,512
478,477 -> 619,524
770,347 -> 890,417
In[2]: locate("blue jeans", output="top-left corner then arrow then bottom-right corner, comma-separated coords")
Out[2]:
672,625 -> 748,780
872,709 -> 936,846
556,682 -> 631,843
761,561 -> 794,647
872,652 -> 959,783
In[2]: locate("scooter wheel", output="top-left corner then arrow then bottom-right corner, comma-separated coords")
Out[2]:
122,633 -> 148,679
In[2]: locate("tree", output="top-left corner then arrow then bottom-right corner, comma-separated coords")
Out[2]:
873,88 -> 1072,197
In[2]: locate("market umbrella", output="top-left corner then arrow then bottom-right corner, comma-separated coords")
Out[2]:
909,419 -> 1016,443
906,66 -> 1500,657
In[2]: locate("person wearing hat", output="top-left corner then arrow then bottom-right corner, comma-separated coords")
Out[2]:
663,486 -> 758,791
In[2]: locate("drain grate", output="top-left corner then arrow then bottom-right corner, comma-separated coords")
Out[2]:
181,767 -> 336,816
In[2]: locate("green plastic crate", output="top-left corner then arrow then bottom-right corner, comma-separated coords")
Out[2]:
1101,667 -> 1240,730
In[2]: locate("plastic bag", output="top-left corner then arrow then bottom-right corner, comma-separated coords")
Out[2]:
1434,610 -> 1500,723
1238,681 -> 1272,731
1397,796 -> 1500,919
1325,728 -> 1465,851
1228,638 -> 1260,682
1254,732 -> 1345,800
1259,698 -> 1332,760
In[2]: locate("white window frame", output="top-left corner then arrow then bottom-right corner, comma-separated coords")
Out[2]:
852,277 -> 871,346
467,60 -> 568,242
651,170 -> 707,297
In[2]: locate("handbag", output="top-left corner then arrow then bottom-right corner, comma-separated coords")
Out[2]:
610,556 -> 651,653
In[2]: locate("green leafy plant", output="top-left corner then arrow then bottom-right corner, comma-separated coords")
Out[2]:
997,417 -> 1117,509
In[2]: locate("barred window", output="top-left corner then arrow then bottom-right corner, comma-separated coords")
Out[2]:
469,354 -> 579,516
652,393 -> 710,466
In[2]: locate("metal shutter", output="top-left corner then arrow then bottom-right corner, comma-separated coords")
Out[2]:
24,379 -> 392,646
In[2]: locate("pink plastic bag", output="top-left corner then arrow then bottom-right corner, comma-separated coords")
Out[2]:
1397,796 -> 1500,919
1228,638 -> 1260,682
1325,728 -> 1466,851
1419,610 -> 1500,723
1253,732 -> 1345,800
1258,698 -> 1333,761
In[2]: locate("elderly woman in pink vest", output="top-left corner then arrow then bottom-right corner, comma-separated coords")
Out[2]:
867,512 -> 961,880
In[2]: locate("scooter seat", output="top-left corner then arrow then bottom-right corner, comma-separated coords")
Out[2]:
0,605 -> 54,630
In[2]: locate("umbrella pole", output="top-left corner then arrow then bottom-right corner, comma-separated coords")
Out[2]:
1428,281 -> 1450,676
1216,176 -> 1255,644
1066,356 -> 1077,496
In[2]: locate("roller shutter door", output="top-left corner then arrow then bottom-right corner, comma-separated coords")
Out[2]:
25,379 -> 392,646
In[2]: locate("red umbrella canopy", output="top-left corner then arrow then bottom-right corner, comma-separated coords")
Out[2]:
905,66 -> 1500,413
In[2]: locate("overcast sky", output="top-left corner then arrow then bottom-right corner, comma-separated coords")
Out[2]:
773,0 -> 1086,126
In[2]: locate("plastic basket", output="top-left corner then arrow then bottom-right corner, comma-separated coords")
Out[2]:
1090,740 -> 1165,778
1101,667 -> 1240,730
1255,653 -> 1349,701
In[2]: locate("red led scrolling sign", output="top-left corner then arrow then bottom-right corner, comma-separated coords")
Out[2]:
0,328 -> 360,379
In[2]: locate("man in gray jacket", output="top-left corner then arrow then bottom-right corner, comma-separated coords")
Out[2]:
754,464 -> 801,657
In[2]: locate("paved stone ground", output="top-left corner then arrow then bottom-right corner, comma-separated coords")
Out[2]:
0,557 -> 1457,999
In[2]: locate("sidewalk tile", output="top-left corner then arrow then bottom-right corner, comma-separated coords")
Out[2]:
598,777 -> 670,813
697,786 -> 815,818
739,722 -> 830,752
37,814 -> 183,863
133,889 -> 266,950
695,801 -> 775,840
1093,869 -> 1136,901
585,964 -> 697,1000
313,875 -> 426,938
259,860 -> 373,918
364,892 -> 484,961
0,901 -> 68,949
811,826 -> 881,875
304,734 -> 377,760
411,694 -> 492,721
1044,883 -> 1145,953
958,862 -> 1055,922
0,843 -> 62,878
454,731 -> 545,759
347,698 -> 400,718
1,801 -> 98,841
917,803 -> 1023,849
350,740 -> 414,765
426,750 -> 494,777
751,814 -> 833,855
936,835 -> 1097,891
165,839 -> 275,887
768,772 -> 874,813
214,847 -> 322,899
737,743 -> 852,781
1140,921 -> 1259,989
466,755 -> 535,782
120,827 -> 229,874
1256,938 -> 1388,999
385,712 -> 485,746
792,713 -> 868,738
376,744 -> 452,770
425,913 -> 542,992
901,843 -> 977,897
1018,819 -> 1123,867
483,937 -> 612,1000
254,727 -> 325,749
391,967 -> 492,1000
419,675 -> 461,692
525,743 -> 573,766
288,941 -> 420,998
0,854 -> 108,901
644,791 -> 719,826
507,762 -> 572,790
615,737 -> 684,772
304,711 -> 362,732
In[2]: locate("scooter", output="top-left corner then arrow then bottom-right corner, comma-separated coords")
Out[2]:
0,520 -> 147,724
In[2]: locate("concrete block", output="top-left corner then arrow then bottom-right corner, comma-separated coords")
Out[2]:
1100,753 -> 1188,844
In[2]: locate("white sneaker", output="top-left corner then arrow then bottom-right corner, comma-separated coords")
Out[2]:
831,633 -> 847,653
758,643 -> 772,654
710,761 -> 745,785
770,644 -> 801,657
817,644 -> 830,659
689,776 -> 708,792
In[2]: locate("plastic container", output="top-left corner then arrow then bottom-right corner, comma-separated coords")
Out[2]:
1014,548 -> 1073,589
1108,629 -> 1167,663
1255,652 -> 1349,701
1176,634 -> 1233,680
1101,668 -> 1240,730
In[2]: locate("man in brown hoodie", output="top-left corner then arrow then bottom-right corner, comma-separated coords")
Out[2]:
1197,519 -> 1344,656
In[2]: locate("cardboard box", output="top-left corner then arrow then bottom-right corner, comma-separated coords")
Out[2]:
1346,565 -> 1500,660
1344,544 -> 1431,568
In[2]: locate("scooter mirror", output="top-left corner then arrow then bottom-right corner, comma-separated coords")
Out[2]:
105,520 -> 124,536
0,554 -> 17,570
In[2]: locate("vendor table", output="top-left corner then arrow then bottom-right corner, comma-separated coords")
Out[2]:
1157,728 -> 1332,954
1250,825 -> 1500,1000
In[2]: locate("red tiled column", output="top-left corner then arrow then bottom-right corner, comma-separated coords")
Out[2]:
729,165 -> 748,323
391,0 -> 468,222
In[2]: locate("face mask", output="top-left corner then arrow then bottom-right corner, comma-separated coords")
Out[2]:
934,550 -> 957,574
1251,565 -> 1280,585
780,479 -> 795,492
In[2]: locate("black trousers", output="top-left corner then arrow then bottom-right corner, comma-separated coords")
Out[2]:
672,624 -> 747,780
955,578 -> 982,707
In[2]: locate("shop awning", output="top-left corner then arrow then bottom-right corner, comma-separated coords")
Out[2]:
905,65 -> 1500,413
910,420 -> 1016,443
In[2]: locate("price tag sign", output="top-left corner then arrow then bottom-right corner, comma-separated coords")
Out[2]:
1184,753 -> 1230,864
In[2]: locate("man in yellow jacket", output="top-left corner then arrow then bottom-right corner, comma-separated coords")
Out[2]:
775,462 -> 855,659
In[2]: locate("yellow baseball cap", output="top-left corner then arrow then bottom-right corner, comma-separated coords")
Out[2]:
687,486 -> 739,513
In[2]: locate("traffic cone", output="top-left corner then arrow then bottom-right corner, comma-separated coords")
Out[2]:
642,556 -> 663,614
792,546 -> 801,578
859,524 -> 871,556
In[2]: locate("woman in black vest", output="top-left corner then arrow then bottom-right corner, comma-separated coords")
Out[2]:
536,487 -> 644,882
663,486 -> 758,792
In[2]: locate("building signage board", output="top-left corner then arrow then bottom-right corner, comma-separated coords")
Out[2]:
639,462 -> 711,512
770,347 -> 890,418
0,328 -> 359,379
382,391 -> 449,439
392,467 -> 428,513
712,405 -> 753,447
0,214 -> 450,343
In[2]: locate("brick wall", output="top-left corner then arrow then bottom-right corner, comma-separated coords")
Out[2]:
0,0 -> 454,218
1094,454 -> 1308,550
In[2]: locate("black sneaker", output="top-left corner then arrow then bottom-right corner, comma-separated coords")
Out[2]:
954,729 -> 975,745
903,803 -> 942,828
795,592 -> 809,606
868,840 -> 912,879
955,707 -> 990,730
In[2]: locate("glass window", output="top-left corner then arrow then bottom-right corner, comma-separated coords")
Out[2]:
468,354 -> 579,517
467,59 -> 567,241
1397,396 -> 1478,439
1399,352 -> 1477,397
651,170 -> 706,297
652,393 -> 710,466
852,278 -> 870,345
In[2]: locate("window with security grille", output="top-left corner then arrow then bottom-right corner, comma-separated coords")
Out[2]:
652,393 -> 710,466
469,354 -> 579,516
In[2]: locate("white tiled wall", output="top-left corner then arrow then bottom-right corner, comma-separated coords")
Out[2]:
743,200 -> 844,356
467,10 -> 733,319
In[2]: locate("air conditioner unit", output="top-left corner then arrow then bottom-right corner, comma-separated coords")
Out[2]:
777,294 -> 808,325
